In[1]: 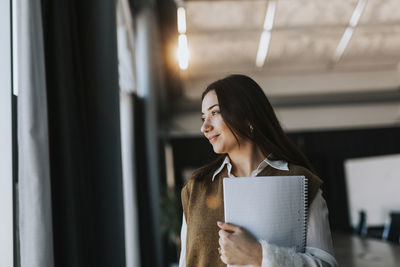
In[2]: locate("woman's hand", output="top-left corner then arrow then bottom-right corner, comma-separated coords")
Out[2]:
217,221 -> 262,266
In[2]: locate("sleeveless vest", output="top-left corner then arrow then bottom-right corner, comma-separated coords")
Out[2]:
181,163 -> 323,267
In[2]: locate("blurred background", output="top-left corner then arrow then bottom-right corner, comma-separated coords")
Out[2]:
1,0 -> 400,267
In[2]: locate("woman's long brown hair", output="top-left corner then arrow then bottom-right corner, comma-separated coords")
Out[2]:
192,74 -> 315,181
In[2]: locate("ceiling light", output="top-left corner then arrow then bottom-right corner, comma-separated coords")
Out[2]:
333,27 -> 354,62
178,34 -> 189,70
333,0 -> 366,62
177,7 -> 186,34
255,1 -> 276,68
349,0 -> 366,28
256,31 -> 271,68
263,1 -> 276,31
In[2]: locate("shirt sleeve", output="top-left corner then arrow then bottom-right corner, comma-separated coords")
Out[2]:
260,190 -> 338,267
178,214 -> 187,267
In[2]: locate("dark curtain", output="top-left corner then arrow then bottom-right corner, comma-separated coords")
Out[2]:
41,1 -> 126,267
133,95 -> 158,267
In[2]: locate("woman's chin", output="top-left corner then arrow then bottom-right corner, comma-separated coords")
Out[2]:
212,146 -> 224,154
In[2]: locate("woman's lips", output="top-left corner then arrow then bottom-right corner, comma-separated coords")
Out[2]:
209,135 -> 219,143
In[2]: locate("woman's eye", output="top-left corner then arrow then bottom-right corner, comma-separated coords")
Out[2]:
212,111 -> 219,115
201,117 -> 205,122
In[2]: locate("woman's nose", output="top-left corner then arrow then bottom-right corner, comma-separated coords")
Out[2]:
201,118 -> 212,133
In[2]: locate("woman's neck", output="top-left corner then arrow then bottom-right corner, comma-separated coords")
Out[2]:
228,142 -> 266,177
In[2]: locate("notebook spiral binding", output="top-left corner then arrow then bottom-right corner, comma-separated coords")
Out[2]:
301,177 -> 309,253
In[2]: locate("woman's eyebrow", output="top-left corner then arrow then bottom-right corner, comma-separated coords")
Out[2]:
201,104 -> 219,114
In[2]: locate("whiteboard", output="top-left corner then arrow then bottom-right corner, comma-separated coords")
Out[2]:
344,154 -> 400,226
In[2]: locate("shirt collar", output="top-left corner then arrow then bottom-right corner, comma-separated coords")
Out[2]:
211,154 -> 289,181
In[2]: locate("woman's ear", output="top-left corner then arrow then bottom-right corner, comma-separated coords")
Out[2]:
247,121 -> 254,135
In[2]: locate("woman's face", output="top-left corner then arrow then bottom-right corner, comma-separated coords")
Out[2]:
201,90 -> 240,154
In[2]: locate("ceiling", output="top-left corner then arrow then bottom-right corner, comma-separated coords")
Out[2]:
181,0 -> 400,77
168,0 -> 400,135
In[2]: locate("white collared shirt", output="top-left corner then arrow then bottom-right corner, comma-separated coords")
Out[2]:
211,155 -> 289,181
179,156 -> 338,267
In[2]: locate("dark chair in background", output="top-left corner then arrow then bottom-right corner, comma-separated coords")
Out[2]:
354,210 -> 385,239
354,210 -> 368,237
366,226 -> 385,239
383,212 -> 400,243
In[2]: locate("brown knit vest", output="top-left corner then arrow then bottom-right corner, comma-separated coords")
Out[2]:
181,163 -> 323,267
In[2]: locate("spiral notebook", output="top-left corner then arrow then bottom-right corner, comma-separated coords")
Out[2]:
223,176 -> 308,267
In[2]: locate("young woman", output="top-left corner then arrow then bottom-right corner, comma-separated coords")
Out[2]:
179,75 -> 337,267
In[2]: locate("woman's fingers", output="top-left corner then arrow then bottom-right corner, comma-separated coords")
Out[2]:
219,229 -> 231,248
218,229 -> 230,238
219,236 -> 230,249
220,254 -> 227,264
217,221 -> 239,233
217,225 -> 262,266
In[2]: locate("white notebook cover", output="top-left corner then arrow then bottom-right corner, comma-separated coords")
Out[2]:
223,176 -> 307,267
